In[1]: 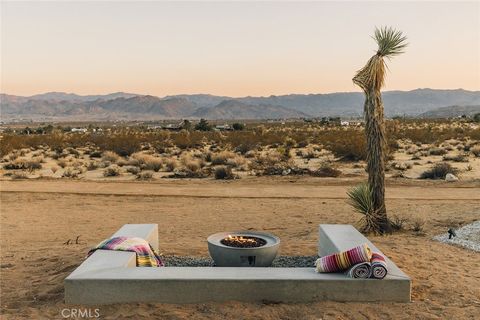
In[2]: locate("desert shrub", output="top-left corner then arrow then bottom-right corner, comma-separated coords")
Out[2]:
311,163 -> 341,177
62,168 -> 81,178
102,151 -> 120,163
428,147 -> 447,156
164,159 -> 179,172
57,159 -> 68,168
3,158 -> 42,171
471,146 -> 480,157
211,151 -> 236,165
86,162 -> 98,171
410,217 -> 426,233
420,162 -> 457,179
301,148 -> 316,159
125,166 -> 141,175
324,131 -> 366,161
390,215 -> 407,231
103,165 -> 121,177
10,171 -> 28,180
214,166 -> 235,180
442,154 -> 468,162
181,154 -> 203,172
89,150 -> 102,158
131,153 -> 162,172
136,171 -> 153,180
51,166 -> 59,174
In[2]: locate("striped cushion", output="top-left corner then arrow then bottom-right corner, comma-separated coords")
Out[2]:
315,243 -> 372,273
370,252 -> 388,279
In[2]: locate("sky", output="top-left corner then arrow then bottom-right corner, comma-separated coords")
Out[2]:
1,1 -> 479,97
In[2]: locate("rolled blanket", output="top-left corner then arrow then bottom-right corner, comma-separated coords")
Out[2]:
370,252 -> 388,279
346,261 -> 372,278
315,243 -> 372,273
88,236 -> 164,267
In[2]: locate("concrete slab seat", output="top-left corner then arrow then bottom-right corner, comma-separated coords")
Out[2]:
65,224 -> 411,305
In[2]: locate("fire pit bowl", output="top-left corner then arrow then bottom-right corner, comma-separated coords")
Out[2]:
207,231 -> 280,267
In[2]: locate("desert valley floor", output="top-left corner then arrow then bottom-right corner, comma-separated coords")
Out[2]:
1,177 -> 479,319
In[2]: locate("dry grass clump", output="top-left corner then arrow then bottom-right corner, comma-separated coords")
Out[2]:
164,159 -> 179,172
428,147 -> 447,156
3,158 -> 42,171
131,153 -> 162,172
410,217 -> 426,234
180,154 -> 204,172
62,168 -> 82,178
391,161 -> 412,171
471,145 -> 480,157
311,162 -> 342,177
420,162 -> 457,180
442,154 -> 468,162
103,165 -> 121,177
6,171 -> 29,180
125,166 -> 141,175
211,151 -> 236,165
102,151 -> 120,163
214,166 -> 235,180
136,171 -> 153,180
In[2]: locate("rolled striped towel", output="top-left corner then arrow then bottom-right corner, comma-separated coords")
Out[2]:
346,261 -> 372,278
370,252 -> 388,279
315,243 -> 372,273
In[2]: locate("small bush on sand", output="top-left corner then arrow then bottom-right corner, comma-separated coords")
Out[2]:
10,171 -> 28,180
102,151 -> 120,163
164,159 -> 179,172
136,171 -> 153,180
410,217 -> 426,234
89,150 -> 103,158
181,154 -> 204,172
311,163 -> 341,177
390,215 -> 407,231
51,166 -> 59,174
428,147 -> 447,156
471,145 -> 480,157
420,162 -> 457,179
211,151 -> 236,165
86,162 -> 98,171
125,166 -> 141,175
131,153 -> 162,172
3,158 -> 42,171
214,166 -> 235,180
442,154 -> 468,162
103,165 -> 121,177
62,168 -> 81,178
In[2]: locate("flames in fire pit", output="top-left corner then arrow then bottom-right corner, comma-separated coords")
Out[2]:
221,235 -> 267,248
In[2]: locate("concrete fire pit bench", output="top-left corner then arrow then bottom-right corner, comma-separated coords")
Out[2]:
64,224 -> 411,304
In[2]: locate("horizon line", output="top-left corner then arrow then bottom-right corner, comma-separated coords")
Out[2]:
2,87 -> 478,100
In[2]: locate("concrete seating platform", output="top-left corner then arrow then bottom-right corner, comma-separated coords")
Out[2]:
65,224 -> 411,304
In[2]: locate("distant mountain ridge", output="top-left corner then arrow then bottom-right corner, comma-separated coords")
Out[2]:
1,89 -> 479,121
419,105 -> 480,118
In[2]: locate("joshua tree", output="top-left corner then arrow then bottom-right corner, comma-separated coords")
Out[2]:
352,26 -> 407,233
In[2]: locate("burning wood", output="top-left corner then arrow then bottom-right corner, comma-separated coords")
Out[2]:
220,235 -> 267,248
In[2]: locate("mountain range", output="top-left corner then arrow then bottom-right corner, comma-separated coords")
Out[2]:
1,89 -> 479,121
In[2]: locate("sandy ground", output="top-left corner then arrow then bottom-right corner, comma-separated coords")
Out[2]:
1,177 -> 479,319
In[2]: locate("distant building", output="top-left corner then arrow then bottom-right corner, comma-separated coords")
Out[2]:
214,124 -> 233,131
71,128 -> 87,133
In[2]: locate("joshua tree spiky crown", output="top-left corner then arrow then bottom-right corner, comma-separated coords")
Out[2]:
353,27 -> 408,93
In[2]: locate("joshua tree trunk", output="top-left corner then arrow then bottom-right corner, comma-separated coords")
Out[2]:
364,89 -> 389,232
353,27 -> 407,234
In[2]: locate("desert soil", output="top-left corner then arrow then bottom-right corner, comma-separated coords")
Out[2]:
1,177 -> 479,319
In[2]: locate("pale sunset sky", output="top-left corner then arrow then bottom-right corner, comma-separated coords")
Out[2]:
1,1 -> 479,97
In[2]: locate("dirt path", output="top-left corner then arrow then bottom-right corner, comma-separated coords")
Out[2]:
2,179 -> 479,200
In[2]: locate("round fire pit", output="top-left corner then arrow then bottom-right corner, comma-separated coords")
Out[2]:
207,231 -> 280,267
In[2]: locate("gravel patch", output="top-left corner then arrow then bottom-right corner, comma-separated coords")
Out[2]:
433,220 -> 480,252
162,255 -> 317,267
